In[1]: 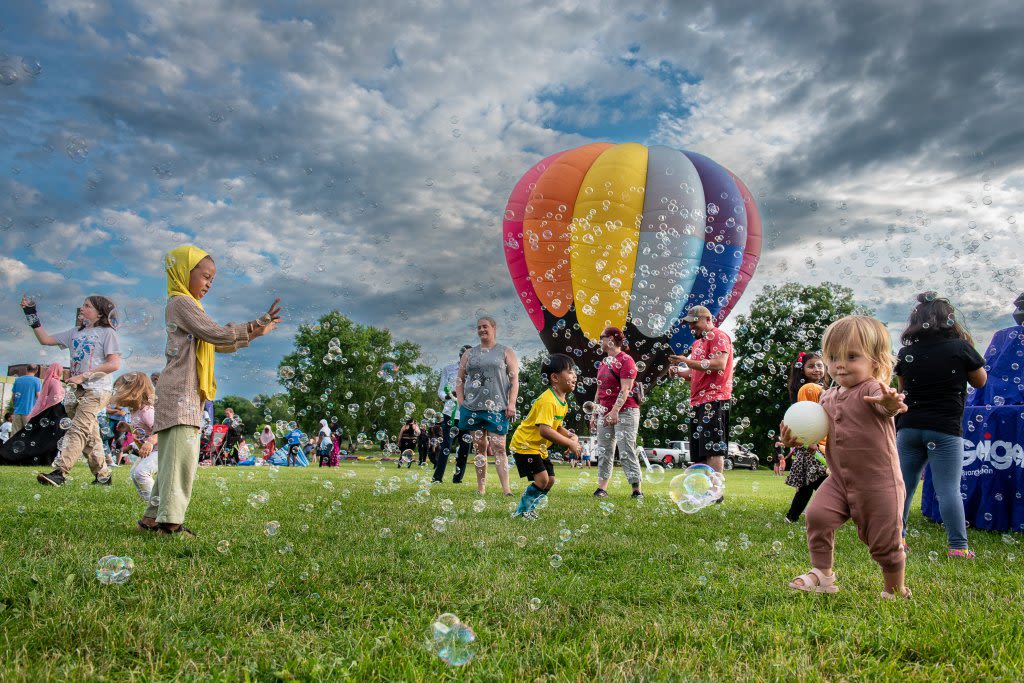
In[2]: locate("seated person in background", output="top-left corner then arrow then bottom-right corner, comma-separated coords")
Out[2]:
0,413 -> 12,443
235,436 -> 251,464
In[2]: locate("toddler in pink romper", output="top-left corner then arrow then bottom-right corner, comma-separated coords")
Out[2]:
808,378 -> 906,578
784,315 -> 910,599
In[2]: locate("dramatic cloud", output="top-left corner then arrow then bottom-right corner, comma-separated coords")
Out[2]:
0,0 -> 1020,394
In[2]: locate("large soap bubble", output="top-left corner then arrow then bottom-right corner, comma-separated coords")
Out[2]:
426,613 -> 476,666
668,464 -> 724,513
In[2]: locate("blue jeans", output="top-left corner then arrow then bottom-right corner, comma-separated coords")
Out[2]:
897,428 -> 968,549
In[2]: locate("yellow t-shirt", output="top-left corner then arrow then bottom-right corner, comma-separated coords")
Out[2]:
509,389 -> 567,458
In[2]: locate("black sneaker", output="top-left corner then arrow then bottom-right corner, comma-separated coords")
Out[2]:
37,470 -> 66,487
631,490 -> 645,500
93,473 -> 113,486
593,488 -> 609,498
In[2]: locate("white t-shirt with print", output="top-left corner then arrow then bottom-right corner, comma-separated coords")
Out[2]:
52,326 -> 121,392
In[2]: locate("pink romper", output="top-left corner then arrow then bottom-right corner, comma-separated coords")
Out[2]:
806,378 -> 906,573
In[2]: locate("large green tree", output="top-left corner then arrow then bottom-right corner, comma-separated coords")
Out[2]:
276,312 -> 437,446
635,375 -> 692,448
731,282 -> 871,457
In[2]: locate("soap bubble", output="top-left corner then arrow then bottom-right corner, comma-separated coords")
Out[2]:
528,597 -> 542,611
279,366 -> 295,380
472,499 -> 486,513
432,517 -> 448,533
928,551 -> 939,562
247,490 -> 270,508
264,521 -> 280,536
644,464 -> 666,484
426,613 -> 476,666
515,535 -> 528,548
96,556 -> 134,585
217,540 -> 230,554
380,528 -> 391,538
379,361 -> 400,381
59,417 -> 72,430
582,401 -> 599,416
549,554 -> 563,568
668,464 -> 724,513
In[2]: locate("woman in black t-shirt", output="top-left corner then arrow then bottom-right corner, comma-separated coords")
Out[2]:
895,292 -> 987,558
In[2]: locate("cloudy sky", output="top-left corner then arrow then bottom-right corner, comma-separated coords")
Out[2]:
1,0 -> 1021,397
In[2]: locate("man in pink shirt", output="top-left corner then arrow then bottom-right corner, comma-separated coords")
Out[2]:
669,306 -> 734,478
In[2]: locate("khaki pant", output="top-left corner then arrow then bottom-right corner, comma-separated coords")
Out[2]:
144,425 -> 200,525
10,413 -> 29,436
53,389 -> 111,478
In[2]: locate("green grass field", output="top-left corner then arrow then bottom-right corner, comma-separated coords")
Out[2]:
1,461 -> 1022,682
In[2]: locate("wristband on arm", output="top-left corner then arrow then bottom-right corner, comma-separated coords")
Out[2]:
22,304 -> 40,329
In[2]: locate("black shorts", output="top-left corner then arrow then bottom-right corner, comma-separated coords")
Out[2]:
689,400 -> 729,463
513,452 -> 555,480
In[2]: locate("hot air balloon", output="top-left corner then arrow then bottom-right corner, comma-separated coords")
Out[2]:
503,142 -> 762,389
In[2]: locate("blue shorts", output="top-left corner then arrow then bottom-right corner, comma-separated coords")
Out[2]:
458,407 -> 509,436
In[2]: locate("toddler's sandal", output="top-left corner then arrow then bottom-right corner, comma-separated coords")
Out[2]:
881,586 -> 912,600
789,568 -> 839,593
947,549 -> 975,559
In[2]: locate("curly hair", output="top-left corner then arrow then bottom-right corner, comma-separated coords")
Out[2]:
900,291 -> 973,346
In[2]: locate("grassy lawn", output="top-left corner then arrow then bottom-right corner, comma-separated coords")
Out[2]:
1,461 -> 1022,682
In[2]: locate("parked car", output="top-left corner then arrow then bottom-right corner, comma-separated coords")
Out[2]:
725,442 -> 759,470
644,440 -> 690,469
644,440 -> 759,470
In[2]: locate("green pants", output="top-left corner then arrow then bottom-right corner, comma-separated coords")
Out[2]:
143,425 -> 200,525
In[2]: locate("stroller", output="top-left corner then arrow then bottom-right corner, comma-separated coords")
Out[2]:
202,424 -> 231,465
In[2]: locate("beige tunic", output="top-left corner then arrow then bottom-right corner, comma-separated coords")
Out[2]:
153,296 -> 255,433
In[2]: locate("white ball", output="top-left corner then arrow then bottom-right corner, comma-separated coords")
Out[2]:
783,402 -> 828,446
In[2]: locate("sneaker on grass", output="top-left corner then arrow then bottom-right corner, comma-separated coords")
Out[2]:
93,473 -> 113,485
593,488 -> 609,498
37,470 -> 66,487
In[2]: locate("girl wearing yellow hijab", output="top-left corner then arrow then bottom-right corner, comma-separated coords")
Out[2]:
139,245 -> 281,536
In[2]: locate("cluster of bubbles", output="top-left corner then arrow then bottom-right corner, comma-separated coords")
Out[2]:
667,464 -> 725,513
96,556 -> 134,585
426,613 -> 476,666
247,490 -> 270,508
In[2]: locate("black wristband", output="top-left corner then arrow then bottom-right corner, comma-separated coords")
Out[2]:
23,305 -> 41,329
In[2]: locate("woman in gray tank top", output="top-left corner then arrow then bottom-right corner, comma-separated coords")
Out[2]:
455,316 -> 519,495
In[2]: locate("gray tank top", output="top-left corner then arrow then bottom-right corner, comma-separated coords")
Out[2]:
463,343 -> 512,412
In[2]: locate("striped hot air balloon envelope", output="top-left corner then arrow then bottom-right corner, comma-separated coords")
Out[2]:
503,143 -> 762,388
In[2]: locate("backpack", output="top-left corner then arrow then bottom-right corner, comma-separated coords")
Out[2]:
608,356 -> 645,405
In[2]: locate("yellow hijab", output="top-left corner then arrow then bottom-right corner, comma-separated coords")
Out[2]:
165,246 -> 217,402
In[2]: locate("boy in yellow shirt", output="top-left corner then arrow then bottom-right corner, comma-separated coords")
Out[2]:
511,354 -> 582,517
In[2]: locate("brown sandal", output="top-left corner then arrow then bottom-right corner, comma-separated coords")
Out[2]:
136,519 -> 159,533
157,523 -> 197,538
